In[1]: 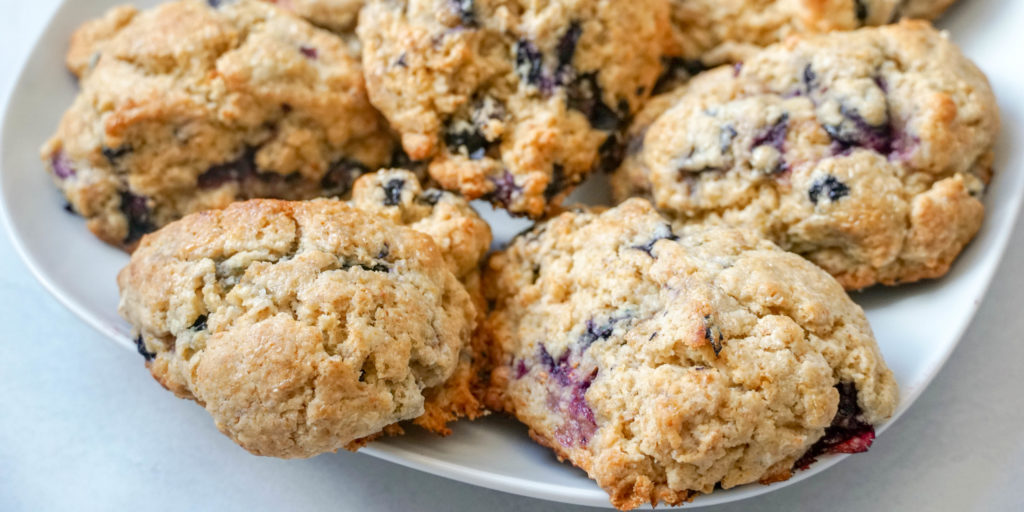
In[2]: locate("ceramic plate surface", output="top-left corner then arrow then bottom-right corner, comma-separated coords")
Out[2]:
3,0 -> 1023,507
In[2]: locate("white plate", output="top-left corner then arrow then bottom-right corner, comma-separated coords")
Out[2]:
2,0 -> 1023,508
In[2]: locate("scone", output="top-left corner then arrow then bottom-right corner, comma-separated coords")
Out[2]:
481,199 -> 898,509
118,171 -> 492,458
658,0 -> 959,89
44,0 -> 395,249
612,21 -> 998,289
357,0 -> 671,218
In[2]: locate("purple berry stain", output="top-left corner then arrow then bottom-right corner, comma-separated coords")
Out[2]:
536,344 -> 598,447
824,104 -> 893,155
50,150 -> 75,180
794,382 -> 876,469
487,170 -> 521,208
299,46 -> 318,59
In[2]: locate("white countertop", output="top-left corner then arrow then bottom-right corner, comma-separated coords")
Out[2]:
2,2 -> 1023,511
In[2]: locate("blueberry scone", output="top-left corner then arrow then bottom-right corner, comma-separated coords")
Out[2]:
658,0 -> 959,88
118,179 -> 491,458
44,0 -> 395,249
481,199 -> 898,509
612,21 -> 998,289
357,0 -> 670,218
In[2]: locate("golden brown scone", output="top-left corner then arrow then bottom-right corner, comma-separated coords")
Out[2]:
44,0 -> 395,250
612,21 -> 998,289
482,199 -> 898,509
357,0 -> 671,218
118,189 -> 492,458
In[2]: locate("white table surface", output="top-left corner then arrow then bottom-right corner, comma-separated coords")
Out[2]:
2,2 -> 1024,511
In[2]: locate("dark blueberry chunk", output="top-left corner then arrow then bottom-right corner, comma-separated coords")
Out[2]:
631,223 -> 678,257
703,315 -> 724,356
444,124 -> 490,160
394,53 -> 407,68
119,191 -> 156,244
134,335 -> 156,362
752,113 -> 790,152
382,178 -> 405,206
855,0 -> 869,23
802,64 -> 817,95
101,145 -> 132,164
417,189 -> 444,206
808,175 -> 850,204
567,73 -> 623,131
823,104 -> 893,155
450,0 -> 477,27
190,315 -> 208,331
579,316 -> 624,348
554,21 -> 582,83
50,150 -> 75,180
299,46 -> 318,59
515,39 -> 544,87
487,170 -> 522,208
358,369 -> 366,382
63,202 -> 76,215
376,243 -> 390,259
198,149 -> 256,189
207,0 -> 221,7
794,382 -> 876,469
321,159 -> 369,196
653,57 -> 705,95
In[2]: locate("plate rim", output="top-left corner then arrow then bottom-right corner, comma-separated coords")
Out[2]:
1,0 -> 1021,508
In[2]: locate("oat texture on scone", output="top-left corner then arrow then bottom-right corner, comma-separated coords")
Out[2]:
481,199 -> 898,510
357,0 -> 671,218
43,0 -> 395,250
612,21 -> 998,290
117,187 -> 491,458
657,0 -> 959,88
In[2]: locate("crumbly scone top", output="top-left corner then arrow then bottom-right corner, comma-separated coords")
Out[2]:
357,0 -> 670,217
117,198 -> 475,458
44,0 -> 394,248
620,20 -> 998,289
483,199 -> 897,509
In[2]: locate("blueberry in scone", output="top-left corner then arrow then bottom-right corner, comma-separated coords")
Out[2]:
357,0 -> 671,218
657,0 -> 960,91
481,199 -> 898,509
612,21 -> 998,289
118,180 -> 491,457
44,0 -> 395,249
